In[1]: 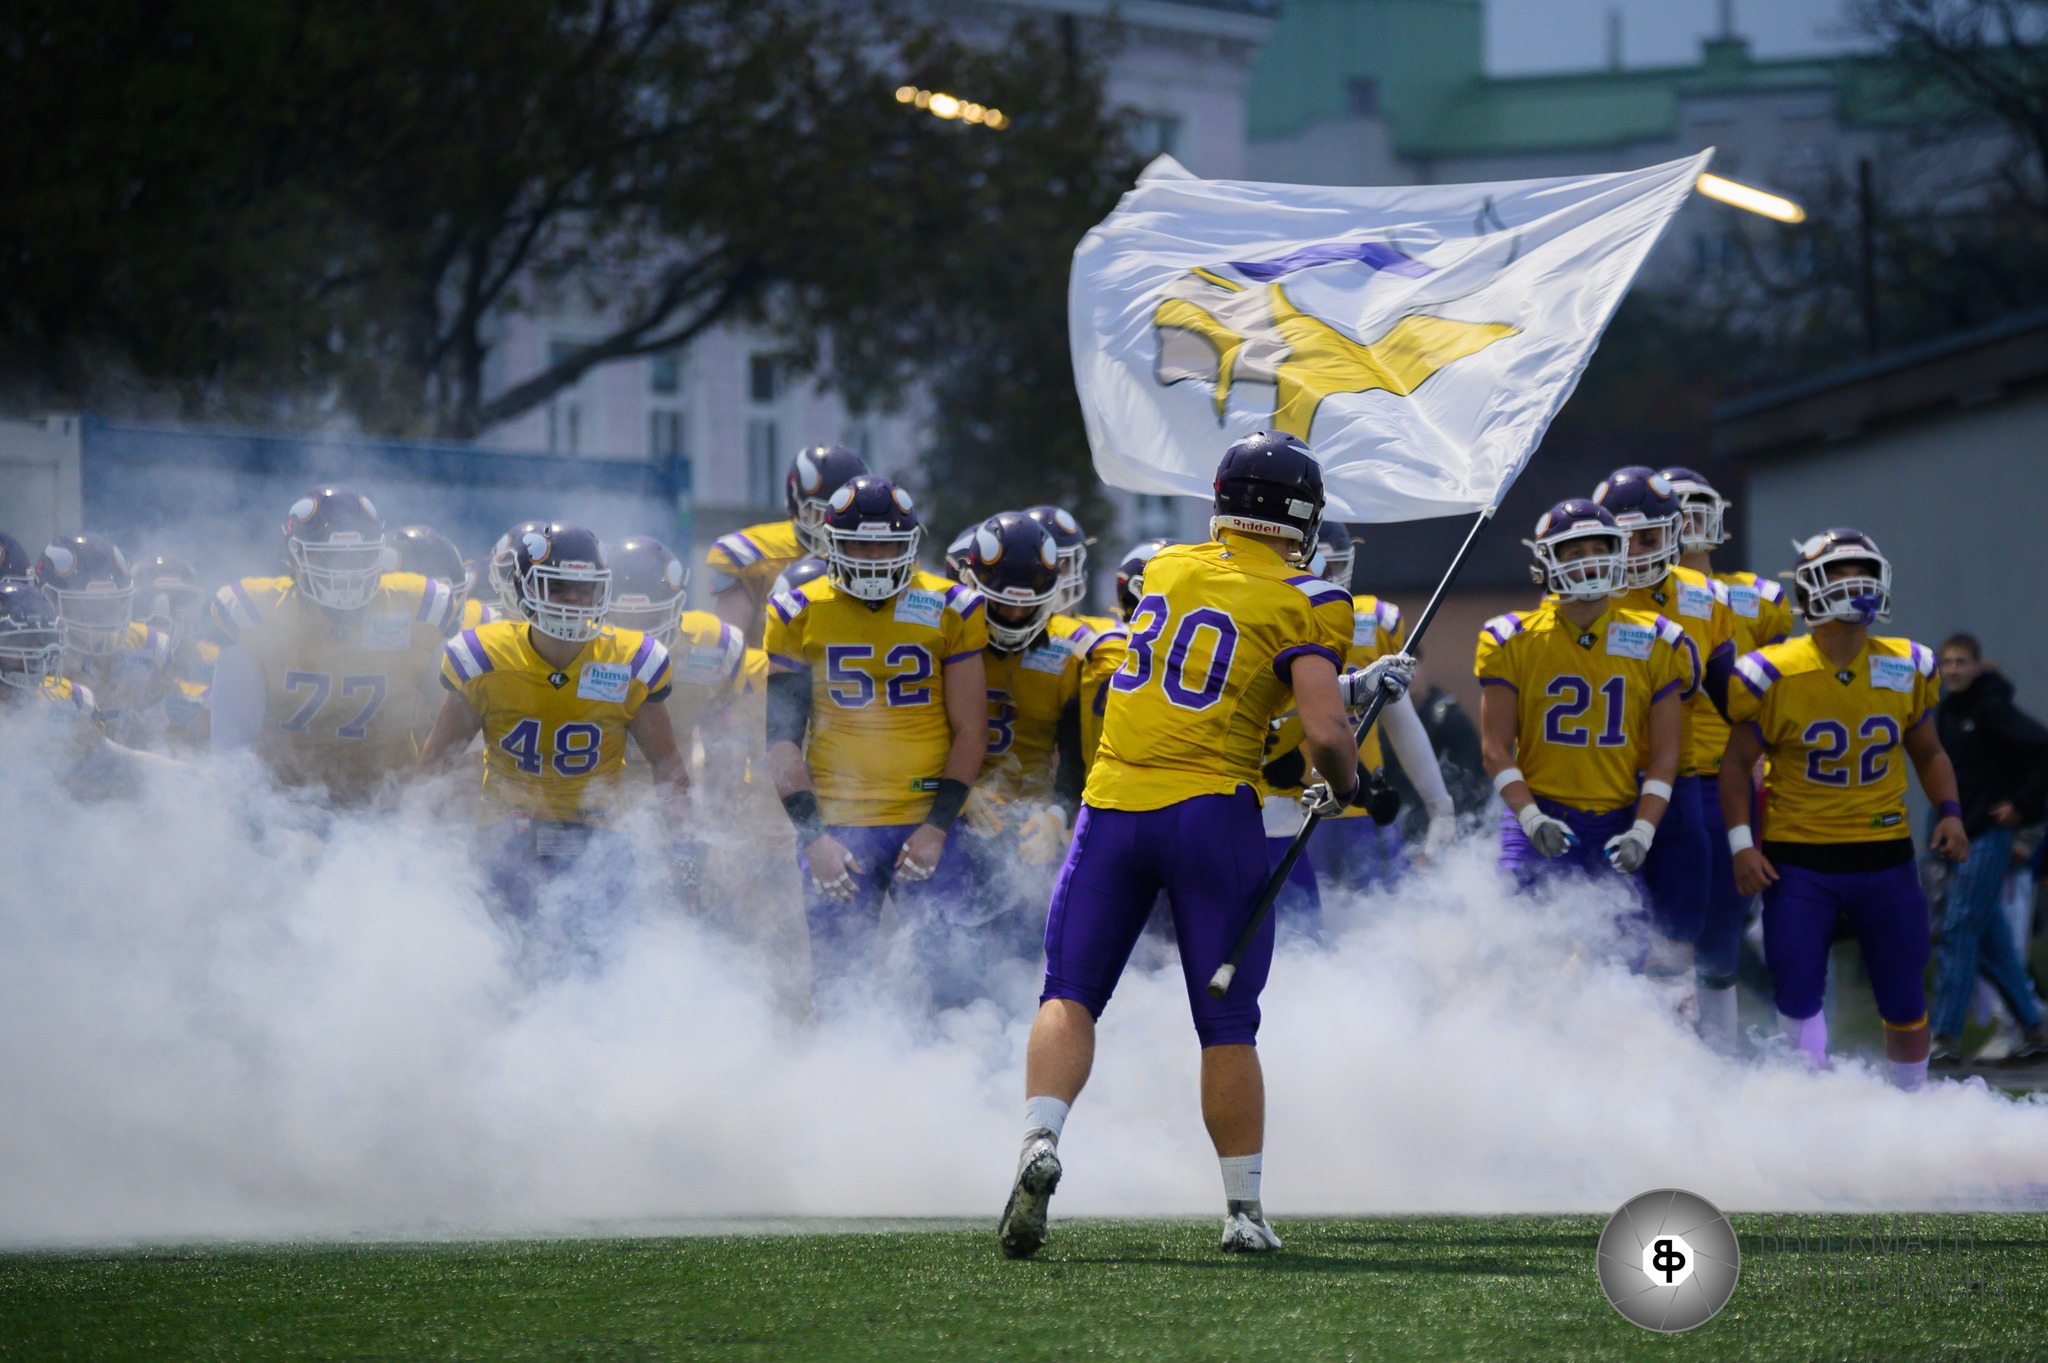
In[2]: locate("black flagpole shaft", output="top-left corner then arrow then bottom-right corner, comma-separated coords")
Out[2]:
1207,504 -> 1502,999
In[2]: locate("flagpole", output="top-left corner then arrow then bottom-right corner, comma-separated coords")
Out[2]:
1207,501 -> 1501,999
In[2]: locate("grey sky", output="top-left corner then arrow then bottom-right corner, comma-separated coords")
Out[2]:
1486,0 -> 1866,75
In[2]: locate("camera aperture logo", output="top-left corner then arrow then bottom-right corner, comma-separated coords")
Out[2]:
1598,1189 -> 1740,1332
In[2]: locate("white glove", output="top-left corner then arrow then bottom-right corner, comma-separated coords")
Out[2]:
1422,798 -> 1457,858
1603,819 -> 1657,874
1298,777 -> 1358,818
1338,652 -> 1417,709
1516,802 -> 1578,858
1016,806 -> 1069,866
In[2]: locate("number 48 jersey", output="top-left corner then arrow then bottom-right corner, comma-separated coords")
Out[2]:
1085,535 -> 1354,814
442,621 -> 672,825
1474,600 -> 1691,815
1725,635 -> 1938,844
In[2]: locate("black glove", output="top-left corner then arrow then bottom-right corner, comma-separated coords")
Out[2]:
1364,768 -> 1402,826
1261,747 -> 1307,792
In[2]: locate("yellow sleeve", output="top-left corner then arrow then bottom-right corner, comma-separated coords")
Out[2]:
942,584 -> 989,662
1651,617 -> 1691,702
763,590 -> 808,670
1077,628 -> 1126,767
1724,652 -> 1768,729
1474,615 -> 1520,689
1910,643 -> 1940,729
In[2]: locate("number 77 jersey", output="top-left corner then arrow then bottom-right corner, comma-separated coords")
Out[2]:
1725,635 -> 1938,842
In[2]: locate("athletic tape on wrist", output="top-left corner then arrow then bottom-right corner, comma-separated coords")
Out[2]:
780,790 -> 824,843
1515,801 -> 1547,834
924,777 -> 972,831
1937,799 -> 1963,821
1727,824 -> 1754,854
1493,766 -> 1525,796
1631,818 -> 1657,845
1639,779 -> 1673,804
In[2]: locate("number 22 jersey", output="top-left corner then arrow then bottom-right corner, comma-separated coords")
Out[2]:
1085,534 -> 1354,813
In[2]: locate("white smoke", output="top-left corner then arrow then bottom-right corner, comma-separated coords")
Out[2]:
1,714 -> 2045,1249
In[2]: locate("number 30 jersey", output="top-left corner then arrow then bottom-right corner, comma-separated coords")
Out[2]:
763,570 -> 988,827
1725,635 -> 1937,844
212,573 -> 456,803
1084,534 -> 1354,813
1474,601 -> 1691,815
441,621 -> 672,825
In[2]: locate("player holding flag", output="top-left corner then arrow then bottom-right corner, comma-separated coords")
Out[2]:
999,432 -> 1386,1260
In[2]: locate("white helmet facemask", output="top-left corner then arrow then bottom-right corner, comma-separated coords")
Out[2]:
1670,484 -> 1729,553
290,534 -> 390,612
1610,512 -> 1681,589
1529,527 -> 1629,601
1793,547 -> 1891,625
47,581 -> 134,657
520,561 -> 612,642
0,620 -> 62,690
827,524 -> 922,602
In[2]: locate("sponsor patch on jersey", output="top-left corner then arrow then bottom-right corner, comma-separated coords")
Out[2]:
1021,638 -> 1076,673
1868,654 -> 1917,693
677,645 -> 731,685
1606,621 -> 1655,660
1726,584 -> 1761,618
1352,613 -> 1379,647
361,611 -> 414,651
577,661 -> 631,703
1577,631 -> 1598,649
1871,811 -> 1905,828
1676,582 -> 1716,619
893,588 -> 945,628
547,670 -> 569,689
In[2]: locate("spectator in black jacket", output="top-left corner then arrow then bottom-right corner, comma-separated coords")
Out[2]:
1383,643 -> 1489,843
1929,634 -> 2048,1060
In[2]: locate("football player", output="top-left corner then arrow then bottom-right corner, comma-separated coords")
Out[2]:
36,532 -> 173,749
1113,539 -> 1176,624
608,535 -> 745,758
1477,500 -> 1687,894
955,512 -> 1124,966
392,525 -> 480,637
763,475 -> 989,990
210,485 -> 456,805
1720,529 -> 1965,1090
134,553 -> 215,748
1024,504 -> 1111,632
1660,466 -> 1795,1051
487,520 -> 549,617
0,579 -> 171,788
1001,431 -> 1403,1262
1591,467 -> 1736,1020
707,444 -> 867,646
421,524 -> 692,929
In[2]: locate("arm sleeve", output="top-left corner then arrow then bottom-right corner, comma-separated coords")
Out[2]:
1380,692 -> 1452,816
765,669 -> 812,749
208,644 -> 266,752
1053,701 -> 1085,813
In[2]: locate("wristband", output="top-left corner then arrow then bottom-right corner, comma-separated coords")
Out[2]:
1631,818 -> 1657,845
924,777 -> 972,831
1516,802 -> 1548,834
780,790 -> 825,843
1727,824 -> 1754,854
1493,766 -> 1526,796
1639,779 -> 1673,804
1936,800 -> 1962,821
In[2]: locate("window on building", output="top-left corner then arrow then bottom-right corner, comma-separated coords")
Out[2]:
747,417 -> 781,507
1131,113 -> 1181,160
649,348 -> 682,395
649,408 -> 686,461
748,354 -> 779,405
548,338 -> 590,457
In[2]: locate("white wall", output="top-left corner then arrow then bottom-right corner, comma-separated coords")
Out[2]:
0,415 -> 83,549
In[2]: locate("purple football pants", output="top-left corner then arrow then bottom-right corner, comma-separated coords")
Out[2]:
1693,780 -> 1750,988
800,822 -> 972,984
1306,815 -> 1406,892
1762,860 -> 1930,1026
1641,775 -> 1710,946
1497,796 -> 1639,888
1043,788 -> 1275,1047
1267,835 -> 1325,943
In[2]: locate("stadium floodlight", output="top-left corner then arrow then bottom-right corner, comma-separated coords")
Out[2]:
1696,173 -> 1806,223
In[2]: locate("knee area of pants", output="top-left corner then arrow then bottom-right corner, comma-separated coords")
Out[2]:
1697,968 -> 1739,992
1040,981 -> 1108,1019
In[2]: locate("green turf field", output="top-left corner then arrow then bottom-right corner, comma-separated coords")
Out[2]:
3,1214 -> 2044,1361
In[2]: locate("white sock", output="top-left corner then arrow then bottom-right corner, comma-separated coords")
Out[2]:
1023,1095 -> 1069,1145
1892,1058 -> 1929,1092
1779,1010 -> 1827,1067
1697,983 -> 1738,1055
1219,1153 -> 1262,1207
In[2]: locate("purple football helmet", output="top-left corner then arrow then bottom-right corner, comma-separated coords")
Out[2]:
1115,538 -> 1178,620
1308,519 -> 1354,588
284,485 -> 389,611
0,579 -> 63,691
1591,466 -> 1681,588
0,530 -> 33,582
1790,528 -> 1890,625
822,476 -> 921,602
512,524 -> 611,642
1023,504 -> 1092,613
1525,499 -> 1627,601
35,531 -> 134,657
608,535 -> 690,648
1211,431 -> 1323,567
771,557 -> 830,598
134,552 -> 205,652
489,519 -> 549,614
1660,466 -> 1729,553
786,444 -> 870,556
961,511 -> 1062,652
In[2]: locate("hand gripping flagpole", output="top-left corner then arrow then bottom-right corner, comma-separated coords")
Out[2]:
1207,502 -> 1501,999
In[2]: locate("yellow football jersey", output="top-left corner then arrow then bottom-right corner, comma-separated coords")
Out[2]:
1074,613 -> 1120,637
1726,635 -> 1937,844
1613,566 -> 1731,779
619,611 -> 747,780
705,519 -> 805,647
458,597 -> 503,632
1692,570 -> 1795,773
442,621 -> 672,824
1069,616 -> 1127,772
212,572 -> 457,803
1085,534 -> 1355,813
979,614 -> 1102,801
1252,592 -> 1407,818
764,569 -> 989,826
1474,600 -> 1691,814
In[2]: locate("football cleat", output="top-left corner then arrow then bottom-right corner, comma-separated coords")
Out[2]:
997,1136 -> 1062,1260
1220,1202 -> 1283,1253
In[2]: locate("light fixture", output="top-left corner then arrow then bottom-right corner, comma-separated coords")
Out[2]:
895,85 -> 1007,131
1696,172 -> 1806,223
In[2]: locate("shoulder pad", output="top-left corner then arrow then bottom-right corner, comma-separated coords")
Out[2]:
1708,578 -> 1730,604
410,577 -> 455,629
1376,599 -> 1402,632
630,635 -> 672,687
1758,578 -> 1785,604
1734,649 -> 1783,697
444,628 -> 495,682
1653,615 -> 1685,646
710,530 -> 765,569
768,588 -> 809,625
943,582 -> 984,618
1480,612 -> 1525,645
1286,575 -> 1351,607
1909,641 -> 1937,677
135,624 -> 173,668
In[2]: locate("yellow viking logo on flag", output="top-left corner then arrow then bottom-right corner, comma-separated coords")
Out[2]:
1150,247 -> 1519,439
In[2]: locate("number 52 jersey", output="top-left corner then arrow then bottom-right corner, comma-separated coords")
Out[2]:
1725,635 -> 1938,843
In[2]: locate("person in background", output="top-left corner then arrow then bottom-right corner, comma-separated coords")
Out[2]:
134,553 -> 215,748
706,444 -> 867,647
1381,642 -> 1488,833
1930,632 -> 2048,1062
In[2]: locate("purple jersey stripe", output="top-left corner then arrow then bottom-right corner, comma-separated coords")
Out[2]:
461,628 -> 493,674
1271,642 -> 1340,682
628,635 -> 654,679
768,652 -> 809,672
956,595 -> 985,621
1652,679 -> 1682,702
942,647 -> 985,664
1478,676 -> 1517,691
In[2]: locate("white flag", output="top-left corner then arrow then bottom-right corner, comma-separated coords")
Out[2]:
1069,152 -> 1708,522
